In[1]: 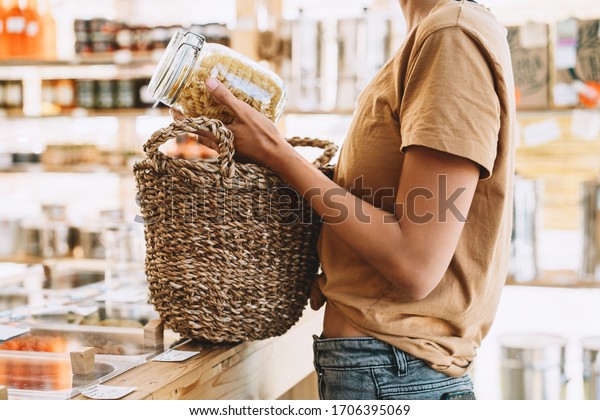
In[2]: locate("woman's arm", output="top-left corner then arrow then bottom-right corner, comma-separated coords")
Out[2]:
182,77 -> 480,300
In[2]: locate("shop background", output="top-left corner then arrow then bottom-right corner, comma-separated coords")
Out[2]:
1,0 -> 600,400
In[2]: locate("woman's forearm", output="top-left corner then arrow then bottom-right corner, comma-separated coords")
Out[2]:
272,150 -> 420,295
272,144 -> 479,300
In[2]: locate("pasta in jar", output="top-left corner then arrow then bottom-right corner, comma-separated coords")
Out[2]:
148,31 -> 287,124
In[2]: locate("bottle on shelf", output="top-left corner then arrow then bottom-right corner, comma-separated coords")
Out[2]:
4,80 -> 23,108
39,0 -> 55,60
22,0 -> 42,59
4,0 -> 26,59
0,0 -> 8,59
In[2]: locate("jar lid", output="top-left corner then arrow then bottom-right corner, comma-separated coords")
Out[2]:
147,31 -> 206,108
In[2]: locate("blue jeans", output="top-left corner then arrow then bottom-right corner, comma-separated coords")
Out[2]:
313,335 -> 475,400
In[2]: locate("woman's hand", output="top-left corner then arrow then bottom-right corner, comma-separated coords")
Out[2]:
170,77 -> 295,172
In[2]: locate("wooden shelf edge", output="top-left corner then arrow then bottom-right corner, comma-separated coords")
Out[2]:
506,272 -> 600,289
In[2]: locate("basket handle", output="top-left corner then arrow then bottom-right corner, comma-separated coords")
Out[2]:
143,116 -> 236,179
143,116 -> 338,178
286,137 -> 338,167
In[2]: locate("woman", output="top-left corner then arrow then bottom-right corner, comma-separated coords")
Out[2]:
173,0 -> 516,400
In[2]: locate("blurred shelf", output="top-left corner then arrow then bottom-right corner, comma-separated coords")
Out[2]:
0,255 -> 44,265
507,270 -> 600,288
0,51 -> 161,68
285,109 -> 355,116
0,107 -> 169,119
0,163 -> 136,176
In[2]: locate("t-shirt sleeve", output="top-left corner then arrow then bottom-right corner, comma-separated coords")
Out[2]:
399,27 -> 501,179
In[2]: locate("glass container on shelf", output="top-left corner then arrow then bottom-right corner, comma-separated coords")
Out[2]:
39,0 -> 55,60
148,30 -> 287,124
94,79 -> 116,109
4,0 -> 26,58
0,0 -> 8,59
22,0 -> 42,59
20,204 -> 76,259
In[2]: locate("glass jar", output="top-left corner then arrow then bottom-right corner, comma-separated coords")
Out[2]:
148,31 -> 287,124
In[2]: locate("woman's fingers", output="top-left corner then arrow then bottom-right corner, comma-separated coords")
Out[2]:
170,108 -> 220,151
169,108 -> 186,121
195,131 -> 219,151
205,77 -> 251,117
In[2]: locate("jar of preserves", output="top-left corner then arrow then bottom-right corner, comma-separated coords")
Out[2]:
148,31 -> 287,124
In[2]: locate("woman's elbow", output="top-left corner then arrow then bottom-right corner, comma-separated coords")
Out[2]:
387,260 -> 444,301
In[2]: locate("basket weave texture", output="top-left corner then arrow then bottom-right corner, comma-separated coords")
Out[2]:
133,116 -> 337,342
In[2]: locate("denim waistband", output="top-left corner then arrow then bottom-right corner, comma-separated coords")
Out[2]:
313,335 -> 419,374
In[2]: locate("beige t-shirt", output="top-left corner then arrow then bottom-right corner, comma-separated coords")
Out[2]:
317,0 -> 516,377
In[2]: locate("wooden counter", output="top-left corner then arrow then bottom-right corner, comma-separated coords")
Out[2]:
71,308 -> 324,400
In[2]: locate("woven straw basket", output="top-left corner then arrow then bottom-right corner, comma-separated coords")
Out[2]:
133,116 -> 337,343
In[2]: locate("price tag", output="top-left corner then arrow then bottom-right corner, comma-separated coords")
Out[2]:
571,109 -> 600,141
81,384 -> 137,400
522,119 -> 561,147
113,49 -> 133,65
519,22 -> 548,49
555,19 -> 578,70
0,325 -> 30,341
553,83 -> 579,107
153,348 -> 199,362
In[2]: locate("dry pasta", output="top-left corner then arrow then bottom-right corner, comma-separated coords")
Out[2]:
171,52 -> 285,124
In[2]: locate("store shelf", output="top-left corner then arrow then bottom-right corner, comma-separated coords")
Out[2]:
506,270 -> 600,288
1,107 -> 168,119
0,163 -> 136,176
0,51 -> 161,68
0,255 -> 44,265
285,109 -> 355,116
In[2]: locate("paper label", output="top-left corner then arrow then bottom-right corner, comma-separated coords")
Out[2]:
522,119 -> 561,147
153,349 -> 199,362
81,384 -> 137,400
571,109 -> 600,141
113,49 -> 133,65
26,21 -> 39,37
555,45 -> 577,70
0,325 -> 30,341
6,17 -> 26,34
519,22 -> 548,49
555,19 -> 578,70
553,83 -> 579,106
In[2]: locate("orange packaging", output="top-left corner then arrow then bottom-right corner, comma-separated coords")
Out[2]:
4,0 -> 26,59
22,0 -> 42,59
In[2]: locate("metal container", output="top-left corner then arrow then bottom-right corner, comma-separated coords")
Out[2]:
582,180 -> 600,281
337,12 -> 392,111
499,333 -> 567,400
289,15 -> 321,111
20,222 -> 74,259
0,217 -> 22,258
336,17 -> 365,111
78,209 -> 124,260
509,176 -> 543,282
20,205 -> 76,259
317,19 -> 339,111
582,336 -> 600,400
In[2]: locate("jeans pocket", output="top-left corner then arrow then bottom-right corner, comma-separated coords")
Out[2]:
373,366 -> 473,400
318,368 -> 379,400
440,390 -> 477,400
